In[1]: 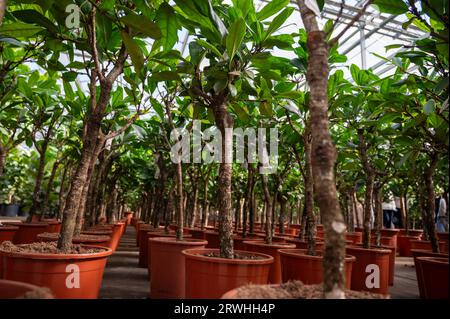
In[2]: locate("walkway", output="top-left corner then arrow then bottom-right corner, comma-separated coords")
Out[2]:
99,225 -> 149,298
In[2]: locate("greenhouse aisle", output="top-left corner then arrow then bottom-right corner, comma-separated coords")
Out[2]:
99,226 -> 149,298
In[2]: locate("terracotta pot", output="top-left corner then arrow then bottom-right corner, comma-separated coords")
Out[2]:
1,245 -> 112,298
354,243 -> 396,286
13,223 -> 49,244
416,257 -> 449,299
371,236 -> 396,247
411,249 -> 449,298
279,249 -> 355,289
398,228 -> 423,238
316,224 -> 324,231
137,224 -> 156,247
397,235 -> 421,257
243,241 -> 296,284
149,237 -> 207,298
290,224 -> 301,230
204,231 -> 220,248
42,220 -> 62,233
233,235 -> 262,251
285,238 -> 325,251
410,240 -> 446,254
346,232 -> 362,245
0,279 -> 54,298
37,233 -> 111,248
0,226 -> 19,244
345,246 -> 391,295
183,248 -> 274,298
139,230 -> 175,268
374,229 -> 399,247
436,232 -> 449,253
185,228 -> 205,240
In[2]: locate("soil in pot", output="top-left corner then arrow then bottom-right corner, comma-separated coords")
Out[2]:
279,249 -> 355,288
285,238 -> 325,251
411,249 -> 449,298
221,280 -> 388,299
183,248 -> 274,298
0,279 -> 54,299
0,225 -> 19,244
149,237 -> 207,298
0,241 -> 112,298
243,241 -> 296,284
346,246 -> 391,295
37,232 -> 111,248
416,257 -> 448,299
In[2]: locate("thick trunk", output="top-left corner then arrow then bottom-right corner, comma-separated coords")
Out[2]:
57,164 -> 69,220
296,0 -> 347,297
362,173 -> 374,248
175,162 -> 184,240
400,193 -> 407,232
242,164 -> 253,237
189,184 -> 198,228
200,175 -> 209,230
0,146 -> 6,177
213,99 -> 234,258
278,197 -> 286,234
304,128 -> 316,255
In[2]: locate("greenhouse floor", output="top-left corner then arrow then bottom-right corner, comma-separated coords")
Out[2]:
98,226 -> 420,299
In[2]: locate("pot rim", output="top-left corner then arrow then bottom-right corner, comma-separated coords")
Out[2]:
416,256 -> 449,265
242,240 -> 296,249
411,249 -> 449,257
345,245 -> 392,254
37,233 -> 111,243
0,244 -> 113,260
15,223 -> 49,228
0,226 -> 19,231
410,239 -> 446,244
149,237 -> 208,246
278,248 -> 356,261
182,248 -> 274,265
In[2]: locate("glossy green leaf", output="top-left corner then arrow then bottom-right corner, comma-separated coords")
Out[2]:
156,3 -> 179,51
256,0 -> 289,21
120,31 -> 144,74
264,7 -> 294,40
120,12 -> 162,39
12,10 -> 59,34
226,17 -> 246,63
372,0 -> 408,14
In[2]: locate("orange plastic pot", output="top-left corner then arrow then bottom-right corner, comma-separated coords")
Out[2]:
146,233 -> 192,273
149,237 -> 207,298
0,279 -> 54,298
233,234 -> 262,251
371,236 -> 396,247
354,243 -> 396,286
13,223 -> 49,244
416,257 -> 448,299
42,220 -> 61,233
185,228 -> 205,240
346,232 -> 362,244
398,229 -> 423,238
410,240 -> 446,253
346,246 -> 391,295
0,226 -> 18,244
243,241 -> 296,284
204,231 -> 220,248
411,249 -> 448,298
279,249 -> 355,289
1,245 -> 112,298
285,238 -> 325,251
123,212 -> 133,225
436,232 -> 449,253
183,248 -> 274,299
137,224 -> 156,247
139,230 -> 174,268
397,235 -> 421,256
372,229 -> 399,247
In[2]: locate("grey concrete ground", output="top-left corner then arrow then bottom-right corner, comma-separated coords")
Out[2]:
99,225 -> 149,298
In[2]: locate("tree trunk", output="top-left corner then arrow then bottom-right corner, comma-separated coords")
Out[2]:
296,0 -> 347,297
29,140 -> 49,220
373,184 -> 383,247
175,162 -> 184,240
200,172 -> 209,230
213,99 -> 234,258
261,174 -> 273,244
0,146 -> 6,177
42,159 -> 60,217
424,154 -> 440,252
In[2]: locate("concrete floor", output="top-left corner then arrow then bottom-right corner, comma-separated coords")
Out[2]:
99,226 -> 149,298
98,226 -> 420,299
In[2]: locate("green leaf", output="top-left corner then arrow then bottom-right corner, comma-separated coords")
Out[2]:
372,0 -> 408,14
423,99 -> 436,115
0,22 -> 43,38
156,3 -> 179,51
232,104 -> 250,121
12,10 -> 59,34
207,0 -> 228,39
120,31 -> 144,74
226,17 -> 246,63
264,7 -> 294,40
214,79 -> 228,93
434,77 -> 449,93
257,0 -> 289,21
259,100 -> 273,117
120,12 -> 162,39
151,71 -> 181,82
96,13 -> 112,49
196,39 -> 222,57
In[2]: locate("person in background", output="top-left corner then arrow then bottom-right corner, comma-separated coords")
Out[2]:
435,193 -> 447,232
392,196 -> 402,229
382,192 -> 396,229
